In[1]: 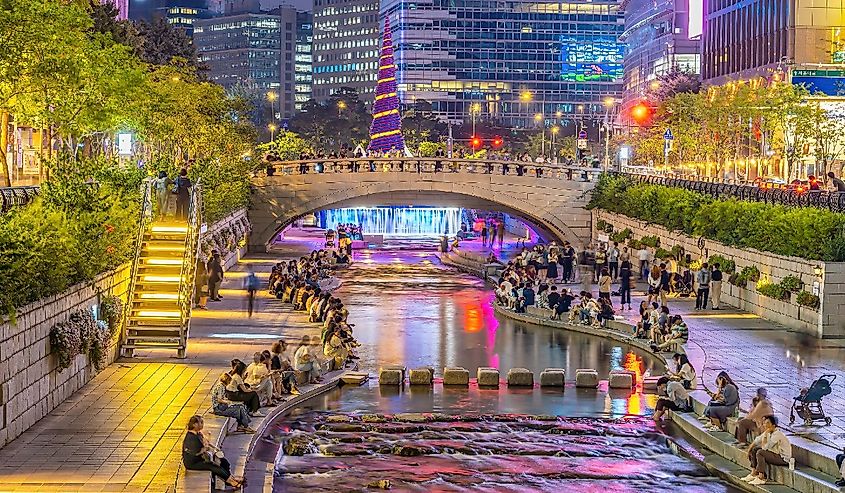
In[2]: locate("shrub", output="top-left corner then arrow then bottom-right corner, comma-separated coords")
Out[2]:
740,265 -> 760,283
639,235 -> 660,248
779,275 -> 803,292
595,218 -> 608,232
707,255 -> 735,273
796,291 -> 820,309
610,227 -> 632,243
589,174 -> 845,261
49,309 -> 110,372
654,247 -> 673,260
756,281 -> 790,301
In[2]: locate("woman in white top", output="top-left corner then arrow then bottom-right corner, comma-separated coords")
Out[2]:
293,335 -> 322,384
244,352 -> 275,406
647,266 -> 662,305
670,353 -> 697,390
743,415 -> 792,485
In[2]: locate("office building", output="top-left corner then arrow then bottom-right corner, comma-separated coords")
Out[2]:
194,8 -> 302,120
702,0 -> 845,92
295,12 -> 314,110
381,0 -> 626,128
312,0 -> 380,104
620,0 -> 700,110
161,0 -> 210,35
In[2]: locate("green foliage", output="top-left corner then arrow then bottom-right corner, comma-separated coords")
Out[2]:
756,281 -> 790,301
640,235 -> 660,248
418,141 -> 445,157
595,219 -> 608,232
654,247 -> 673,260
610,227 -> 632,243
796,291 -> 820,309
591,175 -> 845,261
728,265 -> 760,288
258,131 -> 310,162
779,275 -> 803,292
707,255 -> 735,273
49,308 -> 112,372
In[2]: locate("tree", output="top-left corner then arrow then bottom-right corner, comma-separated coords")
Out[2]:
647,68 -> 701,103
402,104 -> 448,150
88,0 -> 141,50
258,131 -> 310,161
809,105 -> 845,177
289,88 -> 370,151
135,17 -> 204,71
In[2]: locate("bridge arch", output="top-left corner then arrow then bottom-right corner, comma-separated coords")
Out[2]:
247,158 -> 598,251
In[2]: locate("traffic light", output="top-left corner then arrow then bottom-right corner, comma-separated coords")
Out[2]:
631,102 -> 652,126
492,135 -> 504,149
470,135 -> 483,150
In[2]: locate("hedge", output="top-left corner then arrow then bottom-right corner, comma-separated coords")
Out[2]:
589,174 -> 845,261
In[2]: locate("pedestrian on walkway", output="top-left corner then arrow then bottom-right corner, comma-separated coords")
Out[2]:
659,263 -> 671,306
194,258 -> 209,309
647,266 -> 662,305
618,260 -> 633,310
561,242 -> 575,282
207,251 -> 224,302
607,241 -> 620,281
711,263 -> 723,309
695,263 -> 711,310
481,225 -> 488,247
174,168 -> 192,220
735,387 -> 774,447
243,265 -> 260,317
638,246 -> 651,280
497,221 -> 505,248
598,268 -> 612,303
828,171 -> 845,191
594,245 -> 606,283
742,416 -> 792,486
182,415 -> 245,488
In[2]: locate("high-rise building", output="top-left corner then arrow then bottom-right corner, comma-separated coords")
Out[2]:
702,0 -> 845,91
194,8 -> 302,120
295,12 -> 314,111
381,0 -> 626,128
312,0 -> 380,104
620,0 -> 700,110
161,0 -> 210,35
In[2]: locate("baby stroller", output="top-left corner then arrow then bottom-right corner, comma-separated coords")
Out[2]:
325,229 -> 336,248
671,269 -> 694,297
790,374 -> 835,426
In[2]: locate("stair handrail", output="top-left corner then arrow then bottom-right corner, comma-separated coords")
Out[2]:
120,177 -> 155,351
176,179 -> 203,353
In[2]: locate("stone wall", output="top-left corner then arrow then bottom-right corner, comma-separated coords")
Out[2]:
593,211 -> 845,340
0,266 -> 131,447
201,208 -> 249,270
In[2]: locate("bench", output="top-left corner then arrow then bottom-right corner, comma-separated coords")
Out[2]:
175,413 -> 233,493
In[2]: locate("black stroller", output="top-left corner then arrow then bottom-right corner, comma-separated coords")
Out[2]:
790,374 -> 835,426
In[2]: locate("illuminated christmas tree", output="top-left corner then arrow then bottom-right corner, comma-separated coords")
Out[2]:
367,17 -> 405,153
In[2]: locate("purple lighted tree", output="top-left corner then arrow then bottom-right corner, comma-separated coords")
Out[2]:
367,17 -> 405,153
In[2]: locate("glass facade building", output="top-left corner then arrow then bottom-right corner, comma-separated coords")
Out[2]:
381,0 -> 626,127
295,12 -> 314,111
620,0 -> 699,112
313,0 -> 381,104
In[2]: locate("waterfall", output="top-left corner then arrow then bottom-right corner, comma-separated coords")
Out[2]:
319,207 -> 463,235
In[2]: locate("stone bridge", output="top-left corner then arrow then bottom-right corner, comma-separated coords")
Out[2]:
248,158 -> 601,251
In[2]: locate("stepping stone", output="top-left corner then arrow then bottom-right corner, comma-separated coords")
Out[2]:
476,367 -> 500,387
609,370 -> 634,389
443,367 -> 469,386
380,365 -> 407,381
378,369 -> 403,386
540,368 -> 566,388
575,369 -> 599,388
507,368 -> 534,387
340,371 -> 369,385
409,368 -> 434,385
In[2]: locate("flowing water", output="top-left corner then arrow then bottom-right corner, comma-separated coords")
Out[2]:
319,207 -> 463,235
253,248 -> 736,492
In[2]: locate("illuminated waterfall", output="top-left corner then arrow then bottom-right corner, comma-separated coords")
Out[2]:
319,207 -> 463,235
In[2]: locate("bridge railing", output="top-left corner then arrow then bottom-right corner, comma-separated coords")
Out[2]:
262,157 -> 604,182
623,172 -> 845,213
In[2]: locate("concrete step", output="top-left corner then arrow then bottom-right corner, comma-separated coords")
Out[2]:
128,316 -> 182,327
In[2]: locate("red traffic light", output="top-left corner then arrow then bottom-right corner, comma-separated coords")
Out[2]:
492,136 -> 504,149
470,136 -> 483,150
631,102 -> 652,125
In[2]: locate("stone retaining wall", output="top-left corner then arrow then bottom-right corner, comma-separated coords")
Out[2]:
0,266 -> 131,447
0,209 -> 253,449
593,211 -> 845,340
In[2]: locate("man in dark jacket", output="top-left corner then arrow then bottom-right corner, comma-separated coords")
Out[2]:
207,251 -> 224,301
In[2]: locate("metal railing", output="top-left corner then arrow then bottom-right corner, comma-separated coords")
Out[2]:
624,173 -> 845,213
1,186 -> 40,212
263,157 -> 605,182
176,180 -> 203,354
120,178 -> 154,351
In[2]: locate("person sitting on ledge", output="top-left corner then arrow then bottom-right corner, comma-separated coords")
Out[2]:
210,374 -> 255,434
294,335 -> 323,384
182,415 -> 244,489
703,371 -> 740,431
651,315 -> 688,354
734,387 -> 774,448
669,353 -> 697,390
226,360 -> 263,417
596,297 -> 615,328
245,352 -> 276,407
742,415 -> 793,485
653,376 -> 691,421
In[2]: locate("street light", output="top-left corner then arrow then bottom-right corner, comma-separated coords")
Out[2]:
534,113 -> 545,157
550,126 -> 559,162
470,102 -> 481,136
519,90 -> 533,102
268,123 -> 277,142
337,100 -> 347,117
267,91 -> 278,123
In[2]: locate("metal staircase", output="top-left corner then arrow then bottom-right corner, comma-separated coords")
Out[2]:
121,179 -> 203,359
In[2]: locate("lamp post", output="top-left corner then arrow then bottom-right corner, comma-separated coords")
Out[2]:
267,91 -> 278,124
268,123 -> 277,142
470,102 -> 481,136
337,100 -> 347,118
602,97 -> 616,170
550,126 -> 559,163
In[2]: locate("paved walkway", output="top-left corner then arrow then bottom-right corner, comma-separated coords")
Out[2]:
0,239 -> 325,492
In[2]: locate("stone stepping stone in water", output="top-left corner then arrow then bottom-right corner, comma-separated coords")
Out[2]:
540,368 -> 566,389
575,369 -> 599,388
477,367 -> 500,387
507,368 -> 534,387
443,367 -> 470,386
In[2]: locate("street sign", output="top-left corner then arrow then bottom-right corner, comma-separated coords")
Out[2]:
577,138 -> 588,150
578,130 -> 587,139
663,128 -> 674,140
282,120 -> 289,129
